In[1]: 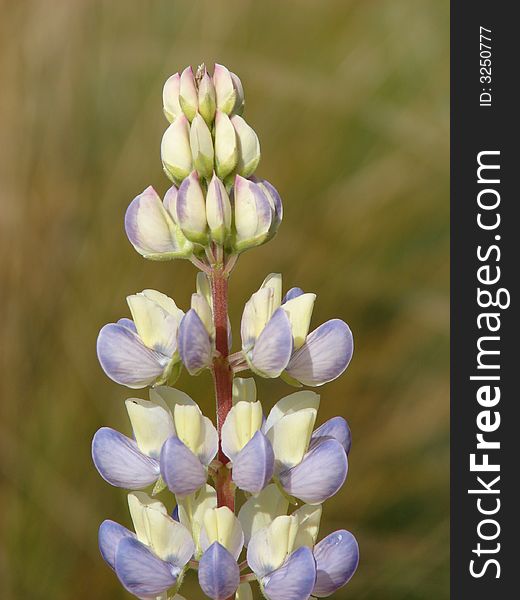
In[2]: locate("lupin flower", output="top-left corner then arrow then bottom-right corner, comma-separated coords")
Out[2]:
264,390 -> 350,504
178,276 -> 217,375
221,379 -> 350,503
197,507 -> 244,599
232,175 -> 283,253
220,379 -> 275,494
245,498 -> 359,600
239,274 -> 354,386
92,386 -> 218,497
99,492 -> 194,599
95,63 -> 360,600
125,185 -> 194,261
97,290 -> 184,388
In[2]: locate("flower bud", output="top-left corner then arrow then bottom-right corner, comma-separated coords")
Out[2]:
163,73 -> 181,123
214,111 -> 238,179
197,70 -> 216,125
189,113 -> 215,179
179,66 -> 198,121
176,171 -> 208,244
231,115 -> 260,178
213,63 -> 237,115
206,174 -> 232,244
233,175 -> 273,251
161,115 -> 193,184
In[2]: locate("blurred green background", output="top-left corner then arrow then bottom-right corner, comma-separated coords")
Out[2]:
0,0 -> 449,598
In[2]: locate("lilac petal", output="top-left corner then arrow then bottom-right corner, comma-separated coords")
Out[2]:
311,417 -> 352,454
279,438 -> 347,504
160,435 -> 207,497
198,542 -> 240,600
262,546 -> 316,600
115,537 -> 179,597
250,308 -> 293,377
117,318 -> 137,333
178,309 -> 213,375
232,431 -> 274,494
256,178 -> 283,238
98,520 -> 134,570
313,530 -> 359,597
286,319 -> 353,387
92,427 -> 159,489
97,323 -> 167,388
282,287 -> 304,304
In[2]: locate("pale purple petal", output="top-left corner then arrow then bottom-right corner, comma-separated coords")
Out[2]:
97,323 -> 167,388
115,537 -> 179,597
98,520 -> 134,570
311,417 -> 352,454
232,431 -> 274,494
261,546 -> 316,600
259,179 -> 283,236
313,530 -> 359,597
251,182 -> 273,235
198,542 -> 240,600
163,185 -> 178,216
117,318 -> 137,333
178,309 -> 213,375
92,427 -> 159,489
160,435 -> 207,497
282,287 -> 304,304
250,308 -> 293,377
286,319 -> 353,387
279,438 -> 347,504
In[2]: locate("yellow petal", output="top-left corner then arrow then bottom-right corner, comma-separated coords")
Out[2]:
232,377 -> 257,404
177,484 -> 217,556
173,404 -> 204,454
127,492 -> 167,546
292,504 -> 322,549
282,293 -> 316,350
238,484 -> 289,544
125,398 -> 175,457
266,408 -> 317,470
264,390 -> 320,432
221,400 -> 263,459
202,506 -> 244,559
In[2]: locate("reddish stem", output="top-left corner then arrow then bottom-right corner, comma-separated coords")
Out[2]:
210,267 -> 235,511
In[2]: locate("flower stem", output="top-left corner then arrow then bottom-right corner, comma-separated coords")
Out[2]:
210,266 -> 235,511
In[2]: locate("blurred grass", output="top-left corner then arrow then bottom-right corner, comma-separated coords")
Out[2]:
0,0 -> 449,598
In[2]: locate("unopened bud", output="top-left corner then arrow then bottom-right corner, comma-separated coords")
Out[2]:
213,64 -> 243,115
161,115 -> 193,184
214,111 -> 238,180
197,71 -> 217,125
233,175 -> 273,252
206,174 -> 232,244
163,73 -> 182,123
190,113 -> 215,180
179,66 -> 198,122
176,171 -> 208,244
231,115 -> 260,178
